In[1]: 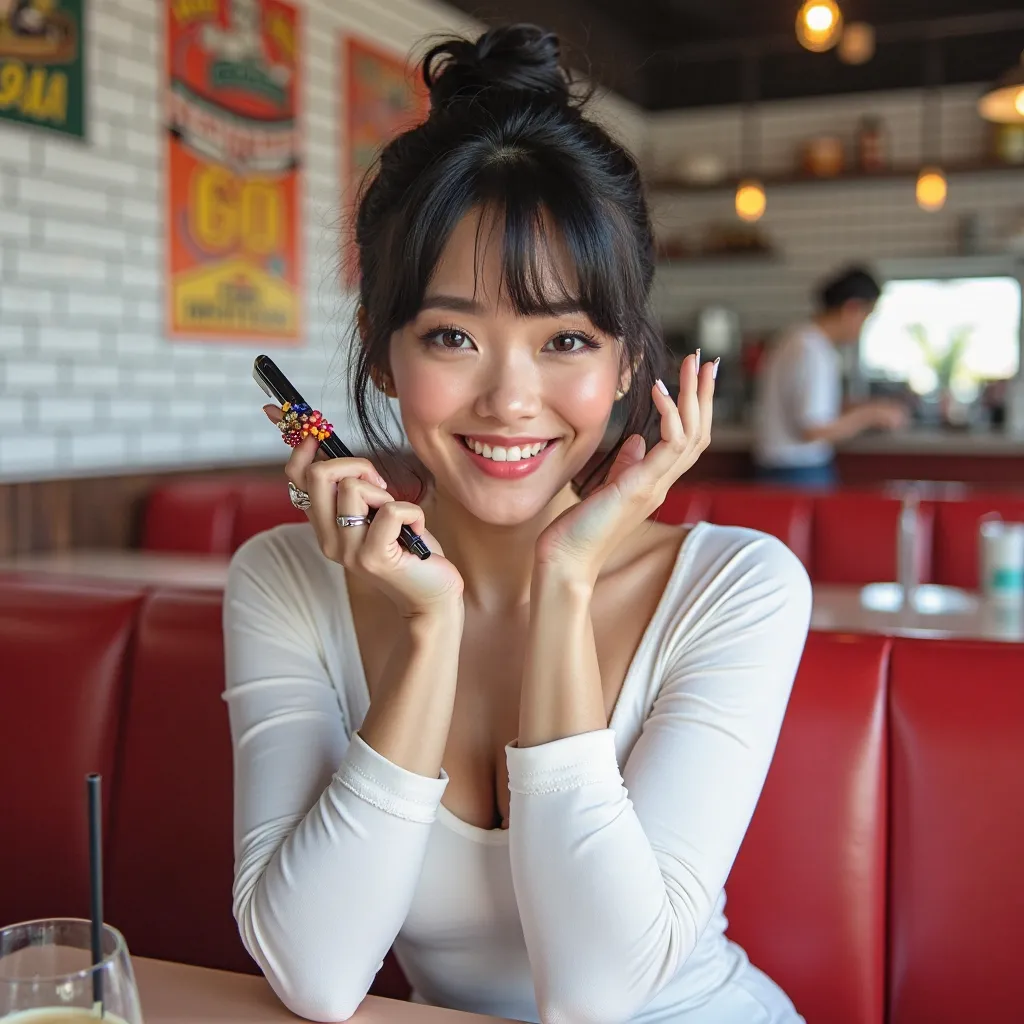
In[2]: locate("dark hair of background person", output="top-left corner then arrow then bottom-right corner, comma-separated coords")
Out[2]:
346,23 -> 668,498
816,265 -> 883,311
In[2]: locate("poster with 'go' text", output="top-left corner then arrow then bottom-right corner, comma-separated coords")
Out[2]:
166,0 -> 302,342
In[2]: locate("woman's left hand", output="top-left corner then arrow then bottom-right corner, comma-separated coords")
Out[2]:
535,352 -> 715,587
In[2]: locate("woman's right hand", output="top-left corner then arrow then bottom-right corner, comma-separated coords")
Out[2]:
268,406 -> 465,618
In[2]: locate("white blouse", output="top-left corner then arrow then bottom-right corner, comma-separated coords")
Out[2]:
224,521 -> 811,1024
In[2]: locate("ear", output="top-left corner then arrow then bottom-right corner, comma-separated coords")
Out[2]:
369,364 -> 396,398
617,355 -> 639,398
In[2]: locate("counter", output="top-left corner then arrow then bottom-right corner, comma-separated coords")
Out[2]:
690,425 -> 1024,486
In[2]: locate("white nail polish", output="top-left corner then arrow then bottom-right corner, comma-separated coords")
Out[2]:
656,378 -> 670,396
695,348 -> 701,372
712,357 -> 721,380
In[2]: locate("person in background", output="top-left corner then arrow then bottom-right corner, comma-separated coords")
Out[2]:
753,265 -> 908,488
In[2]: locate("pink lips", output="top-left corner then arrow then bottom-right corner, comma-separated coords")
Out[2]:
458,437 -> 557,479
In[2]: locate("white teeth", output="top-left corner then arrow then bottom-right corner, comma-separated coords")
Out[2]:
464,437 -> 550,462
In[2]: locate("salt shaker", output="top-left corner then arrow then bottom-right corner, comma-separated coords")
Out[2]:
897,492 -> 920,606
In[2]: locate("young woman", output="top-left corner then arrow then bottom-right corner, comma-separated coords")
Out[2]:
225,24 -> 811,1024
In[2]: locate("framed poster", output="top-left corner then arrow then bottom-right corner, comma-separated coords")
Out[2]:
0,0 -> 85,138
341,34 -> 428,284
166,0 -> 302,343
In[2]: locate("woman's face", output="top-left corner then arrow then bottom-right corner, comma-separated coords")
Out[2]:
387,208 -> 626,526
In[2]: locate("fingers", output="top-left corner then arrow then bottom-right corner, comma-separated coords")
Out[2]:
288,455 -> 389,554
358,501 -> 428,571
263,404 -> 282,424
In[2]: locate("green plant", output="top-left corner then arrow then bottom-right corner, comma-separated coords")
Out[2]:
906,322 -> 973,389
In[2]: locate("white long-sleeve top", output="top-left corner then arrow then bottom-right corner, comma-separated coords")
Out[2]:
224,521 -> 812,1024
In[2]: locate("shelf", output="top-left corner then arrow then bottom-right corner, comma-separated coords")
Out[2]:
656,250 -> 779,267
647,160 -> 1023,195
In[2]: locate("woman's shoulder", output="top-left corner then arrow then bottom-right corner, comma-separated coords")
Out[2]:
227,522 -> 337,600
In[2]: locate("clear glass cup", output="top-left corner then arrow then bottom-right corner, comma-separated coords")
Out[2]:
0,920 -> 142,1024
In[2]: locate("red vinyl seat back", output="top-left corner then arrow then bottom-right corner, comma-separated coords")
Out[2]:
652,484 -> 710,525
105,588 -> 254,974
705,488 -> 813,566
930,495 -> 1024,589
231,479 -> 306,551
812,492 -> 933,585
0,578 -> 143,926
141,480 -> 238,555
888,639 -> 1024,1024
727,632 -> 891,1024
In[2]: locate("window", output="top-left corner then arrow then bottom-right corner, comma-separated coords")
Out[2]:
860,276 -> 1022,400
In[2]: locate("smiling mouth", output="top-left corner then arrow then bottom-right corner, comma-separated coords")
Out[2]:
459,436 -> 554,463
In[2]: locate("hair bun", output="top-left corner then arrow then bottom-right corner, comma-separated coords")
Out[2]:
423,24 -> 570,111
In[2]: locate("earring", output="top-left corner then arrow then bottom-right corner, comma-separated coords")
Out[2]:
614,388 -> 626,400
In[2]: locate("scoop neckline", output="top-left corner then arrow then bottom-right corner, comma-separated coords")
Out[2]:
335,521 -> 706,844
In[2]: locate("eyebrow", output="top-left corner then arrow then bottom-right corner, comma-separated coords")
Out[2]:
419,294 -> 585,317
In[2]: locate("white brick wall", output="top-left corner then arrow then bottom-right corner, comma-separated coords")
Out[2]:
0,0 -> 646,481
647,86 -> 1024,332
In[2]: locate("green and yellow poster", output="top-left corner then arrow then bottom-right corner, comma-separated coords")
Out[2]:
0,0 -> 85,138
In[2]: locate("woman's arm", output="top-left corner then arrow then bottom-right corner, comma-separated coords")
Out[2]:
225,532 -> 461,1022
508,534 -> 811,1024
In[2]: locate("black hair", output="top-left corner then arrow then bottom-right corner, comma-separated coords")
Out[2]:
817,265 -> 882,311
348,23 -> 666,497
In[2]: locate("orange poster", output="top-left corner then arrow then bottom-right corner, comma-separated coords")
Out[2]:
166,0 -> 302,342
341,35 -> 429,284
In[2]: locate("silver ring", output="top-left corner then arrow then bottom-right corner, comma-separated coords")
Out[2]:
337,515 -> 371,528
288,481 -> 311,510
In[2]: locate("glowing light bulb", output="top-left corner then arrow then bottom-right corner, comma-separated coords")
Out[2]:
806,4 -> 834,31
1015,87 -> 1024,117
915,167 -> 947,212
735,180 -> 767,222
796,0 -> 843,53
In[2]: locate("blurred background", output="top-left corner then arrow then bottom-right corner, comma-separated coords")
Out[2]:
1,0 -> 1023,552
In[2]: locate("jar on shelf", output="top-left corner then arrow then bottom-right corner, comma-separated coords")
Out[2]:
857,115 -> 889,172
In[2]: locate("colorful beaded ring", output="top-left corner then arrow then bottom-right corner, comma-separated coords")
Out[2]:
278,401 -> 334,448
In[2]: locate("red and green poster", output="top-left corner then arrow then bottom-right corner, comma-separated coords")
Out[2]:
341,35 -> 428,285
166,0 -> 302,342
0,0 -> 85,138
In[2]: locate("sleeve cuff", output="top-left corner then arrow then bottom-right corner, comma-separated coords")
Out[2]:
506,729 -> 622,796
334,731 -> 448,824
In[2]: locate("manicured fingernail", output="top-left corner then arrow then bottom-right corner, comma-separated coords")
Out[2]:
695,348 -> 701,372
712,357 -> 721,380
376,475 -> 388,489
655,378 -> 670,396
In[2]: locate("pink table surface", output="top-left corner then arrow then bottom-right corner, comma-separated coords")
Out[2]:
131,957 -> 509,1024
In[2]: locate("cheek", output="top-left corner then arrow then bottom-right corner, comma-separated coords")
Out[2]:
390,356 -> 467,434
553,368 -> 617,433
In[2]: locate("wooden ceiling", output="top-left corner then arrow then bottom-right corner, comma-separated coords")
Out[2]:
444,0 -> 1024,109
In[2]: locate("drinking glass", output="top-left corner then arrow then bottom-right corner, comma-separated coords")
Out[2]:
0,919 -> 142,1024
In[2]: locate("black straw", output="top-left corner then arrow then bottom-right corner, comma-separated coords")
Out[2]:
86,773 -> 104,1012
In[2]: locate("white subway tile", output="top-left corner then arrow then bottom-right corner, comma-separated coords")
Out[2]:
43,145 -> 137,187
0,286 -> 54,315
67,292 -> 126,319
71,364 -> 121,388
5,361 -> 58,388
70,433 -> 128,462
18,178 -> 107,216
108,397 -> 156,421
0,434 -> 58,468
39,397 -> 95,422
0,210 -> 32,239
43,220 -> 129,253
38,327 -> 103,353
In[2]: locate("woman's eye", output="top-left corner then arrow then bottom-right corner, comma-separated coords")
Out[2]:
428,329 -> 473,350
545,333 -> 594,354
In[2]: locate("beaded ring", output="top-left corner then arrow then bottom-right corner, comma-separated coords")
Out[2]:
277,401 -> 334,448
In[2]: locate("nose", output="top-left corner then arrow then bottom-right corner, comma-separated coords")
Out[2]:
473,348 -> 543,423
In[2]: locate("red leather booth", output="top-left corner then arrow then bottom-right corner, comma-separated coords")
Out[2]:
4,570 -> 1023,1023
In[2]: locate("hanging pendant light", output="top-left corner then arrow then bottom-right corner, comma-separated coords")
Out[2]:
978,51 -> 1024,124
796,0 -> 843,53
915,168 -> 947,212
735,180 -> 767,222
735,51 -> 766,223
916,40 -> 946,213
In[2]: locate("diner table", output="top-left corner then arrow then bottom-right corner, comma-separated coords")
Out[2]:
132,956 -> 509,1024
2,549 -> 1022,642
